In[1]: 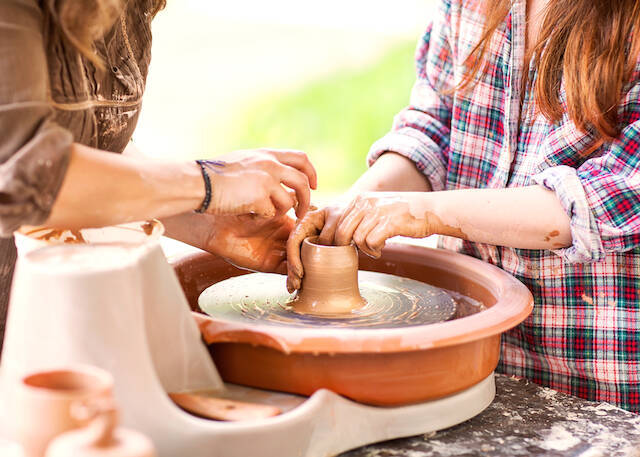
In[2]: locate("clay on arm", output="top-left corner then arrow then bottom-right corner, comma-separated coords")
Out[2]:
420,186 -> 572,250
325,186 -> 571,262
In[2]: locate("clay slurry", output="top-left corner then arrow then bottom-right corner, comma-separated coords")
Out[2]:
198,272 -> 472,329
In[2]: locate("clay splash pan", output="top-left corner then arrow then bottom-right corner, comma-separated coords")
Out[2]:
172,242 -> 533,406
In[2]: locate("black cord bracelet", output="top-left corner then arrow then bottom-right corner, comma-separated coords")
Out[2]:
195,159 -> 212,213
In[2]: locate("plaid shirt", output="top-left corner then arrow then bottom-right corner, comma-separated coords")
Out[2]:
369,0 -> 640,412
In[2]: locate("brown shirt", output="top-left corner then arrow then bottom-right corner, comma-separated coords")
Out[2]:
0,0 -> 154,345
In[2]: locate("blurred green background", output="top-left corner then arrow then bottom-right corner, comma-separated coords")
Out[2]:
135,0 -> 433,196
220,43 -> 416,191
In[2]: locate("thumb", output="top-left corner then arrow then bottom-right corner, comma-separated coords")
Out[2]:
286,263 -> 300,293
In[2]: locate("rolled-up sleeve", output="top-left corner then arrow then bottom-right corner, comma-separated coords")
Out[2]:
367,0 -> 454,191
0,0 -> 73,237
532,80 -> 640,263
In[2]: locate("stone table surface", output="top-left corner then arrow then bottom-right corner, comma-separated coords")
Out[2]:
342,374 -> 640,457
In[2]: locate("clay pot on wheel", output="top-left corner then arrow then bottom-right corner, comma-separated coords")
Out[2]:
172,242 -> 534,406
292,237 -> 366,316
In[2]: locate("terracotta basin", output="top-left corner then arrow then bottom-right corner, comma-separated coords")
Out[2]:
171,243 -> 533,406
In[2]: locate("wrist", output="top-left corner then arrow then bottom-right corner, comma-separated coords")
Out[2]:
159,211 -> 217,252
193,160 -> 211,213
176,161 -> 207,211
404,192 -> 436,237
133,159 -> 206,218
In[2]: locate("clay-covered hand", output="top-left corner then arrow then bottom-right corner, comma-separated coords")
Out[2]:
285,203 -> 348,292
202,213 -> 295,273
334,192 -> 431,255
201,148 -> 317,218
286,193 -> 432,291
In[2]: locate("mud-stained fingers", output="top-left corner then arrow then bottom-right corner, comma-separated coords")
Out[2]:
267,149 -> 318,190
334,205 -> 366,246
270,185 -> 296,216
287,190 -> 299,215
277,165 -> 311,217
250,195 -> 277,218
286,210 -> 326,292
317,208 -> 342,245
275,215 -> 296,240
269,245 -> 288,275
364,221 -> 394,258
274,257 -> 288,275
352,213 -> 380,258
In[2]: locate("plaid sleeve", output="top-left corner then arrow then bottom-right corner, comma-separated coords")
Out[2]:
367,0 -> 454,192
532,80 -> 640,263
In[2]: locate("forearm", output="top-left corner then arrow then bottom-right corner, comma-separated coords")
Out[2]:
160,212 -> 211,251
349,152 -> 432,196
44,143 -> 204,229
418,185 -> 571,250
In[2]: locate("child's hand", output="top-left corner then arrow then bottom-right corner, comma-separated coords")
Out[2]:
286,193 -> 433,292
333,192 -> 432,257
204,213 -> 295,273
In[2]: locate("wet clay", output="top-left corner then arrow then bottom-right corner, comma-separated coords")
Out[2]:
425,212 -> 469,240
544,230 -> 560,242
21,220 -> 160,244
26,228 -> 87,244
293,237 -> 366,316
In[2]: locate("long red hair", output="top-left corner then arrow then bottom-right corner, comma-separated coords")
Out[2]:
460,0 -> 640,148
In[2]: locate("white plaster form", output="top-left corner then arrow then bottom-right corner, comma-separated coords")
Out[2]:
0,239 -> 494,457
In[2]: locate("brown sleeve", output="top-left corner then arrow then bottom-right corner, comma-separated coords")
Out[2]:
0,0 -> 73,237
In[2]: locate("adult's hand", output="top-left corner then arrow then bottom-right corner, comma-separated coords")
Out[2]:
201,148 -> 317,218
204,213 -> 295,273
163,212 -> 295,273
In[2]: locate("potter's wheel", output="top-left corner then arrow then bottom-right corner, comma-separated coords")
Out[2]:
182,239 -> 533,406
199,272 -> 457,329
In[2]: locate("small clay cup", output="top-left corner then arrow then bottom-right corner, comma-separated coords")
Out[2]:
292,237 -> 366,316
10,366 -> 113,457
45,400 -> 156,457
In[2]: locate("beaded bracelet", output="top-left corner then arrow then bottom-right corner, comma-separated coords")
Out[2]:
194,160 -> 212,213
194,160 -> 226,213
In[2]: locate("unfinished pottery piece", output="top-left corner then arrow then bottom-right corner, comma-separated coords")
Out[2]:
294,237 -> 366,315
174,242 -> 534,406
8,366 -> 113,457
45,399 -> 156,457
